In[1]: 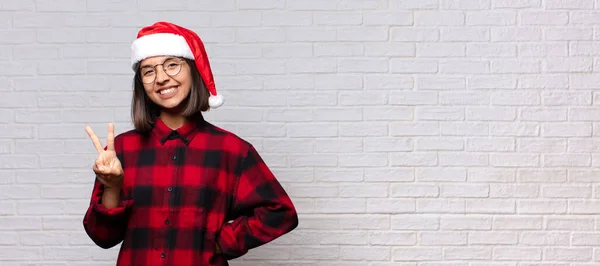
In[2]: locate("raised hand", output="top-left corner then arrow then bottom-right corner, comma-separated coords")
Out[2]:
85,123 -> 124,190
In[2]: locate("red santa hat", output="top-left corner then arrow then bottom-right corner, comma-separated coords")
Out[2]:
130,21 -> 223,108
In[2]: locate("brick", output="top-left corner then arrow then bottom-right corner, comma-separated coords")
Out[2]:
544,247 -> 592,261
491,28 -> 542,41
420,231 -> 467,245
519,43 -> 568,57
466,107 -> 516,121
490,184 -> 539,198
364,138 -> 412,152
314,108 -> 362,121
444,247 -> 492,260
341,246 -> 390,261
493,216 -> 543,230
493,0 -> 541,8
417,107 -> 465,121
546,0 -> 592,9
391,28 -> 439,42
469,232 -> 518,245
442,122 -> 489,136
365,168 -> 413,182
493,247 -> 541,260
442,184 -> 489,197
416,137 -> 464,151
520,232 -> 569,246
315,138 -> 362,153
364,11 -> 412,25
338,27 -> 389,42
468,168 -> 515,183
520,11 -> 569,25
491,60 -> 541,74
490,122 -> 540,137
467,11 -> 516,25
392,215 -> 439,230
287,123 -> 338,137
442,28 -> 489,41
417,167 -> 467,182
393,248 -> 443,261
468,76 -> 517,89
418,199 -> 466,213
491,92 -> 541,106
315,43 -> 363,56
287,27 -> 337,42
439,152 -> 488,166
390,152 -> 437,166
339,153 -> 388,167
518,200 -> 567,214
262,11 -> 311,26
545,27 -> 592,40
339,122 -> 388,137
340,183 -> 389,198
367,199 -> 415,213
441,215 -> 491,230
467,44 -> 516,57
337,0 -> 389,10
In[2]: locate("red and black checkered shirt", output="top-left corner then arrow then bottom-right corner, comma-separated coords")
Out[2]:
83,115 -> 298,265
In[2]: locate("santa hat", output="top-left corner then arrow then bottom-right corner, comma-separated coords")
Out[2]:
130,21 -> 223,108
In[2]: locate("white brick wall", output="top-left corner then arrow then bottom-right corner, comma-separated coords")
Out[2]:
2,0 -> 600,265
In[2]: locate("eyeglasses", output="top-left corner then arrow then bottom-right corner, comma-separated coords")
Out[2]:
138,58 -> 185,84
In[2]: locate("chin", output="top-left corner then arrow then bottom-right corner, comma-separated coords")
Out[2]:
152,96 -> 189,112
158,99 -> 184,110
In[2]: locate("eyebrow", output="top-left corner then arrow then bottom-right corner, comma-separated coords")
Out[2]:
139,57 -> 178,68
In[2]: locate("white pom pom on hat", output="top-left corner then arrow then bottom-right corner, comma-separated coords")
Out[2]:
130,21 -> 224,108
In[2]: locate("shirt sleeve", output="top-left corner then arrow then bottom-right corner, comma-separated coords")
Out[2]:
82,141 -> 132,249
82,179 -> 132,249
216,145 -> 299,259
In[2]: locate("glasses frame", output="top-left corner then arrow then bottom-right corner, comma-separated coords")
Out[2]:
138,57 -> 186,84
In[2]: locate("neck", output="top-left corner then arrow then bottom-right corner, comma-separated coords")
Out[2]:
159,111 -> 188,130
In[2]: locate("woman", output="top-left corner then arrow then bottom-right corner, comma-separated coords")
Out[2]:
82,21 -> 299,266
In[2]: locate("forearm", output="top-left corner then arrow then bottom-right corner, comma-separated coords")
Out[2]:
101,187 -> 121,209
83,181 -> 130,249
218,205 -> 298,259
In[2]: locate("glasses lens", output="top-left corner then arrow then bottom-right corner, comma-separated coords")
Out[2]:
138,59 -> 183,84
140,67 -> 155,84
164,60 -> 182,76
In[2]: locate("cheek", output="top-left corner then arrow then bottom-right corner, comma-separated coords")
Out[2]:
143,85 -> 154,95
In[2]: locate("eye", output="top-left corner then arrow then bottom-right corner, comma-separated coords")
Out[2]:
166,62 -> 179,69
142,69 -> 154,76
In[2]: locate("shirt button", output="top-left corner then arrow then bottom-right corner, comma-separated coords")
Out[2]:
165,219 -> 169,225
172,155 -> 177,160
160,253 -> 165,258
167,187 -> 173,192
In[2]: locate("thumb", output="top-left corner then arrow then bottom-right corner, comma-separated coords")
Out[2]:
95,157 -> 105,171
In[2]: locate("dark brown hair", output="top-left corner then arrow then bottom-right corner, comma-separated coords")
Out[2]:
131,58 -> 210,133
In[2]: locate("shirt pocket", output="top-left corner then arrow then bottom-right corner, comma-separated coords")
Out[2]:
180,187 -> 223,232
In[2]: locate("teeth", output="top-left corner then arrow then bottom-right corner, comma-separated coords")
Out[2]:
160,88 -> 175,95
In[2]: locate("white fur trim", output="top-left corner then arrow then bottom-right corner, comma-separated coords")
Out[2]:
208,94 -> 224,108
131,33 -> 194,70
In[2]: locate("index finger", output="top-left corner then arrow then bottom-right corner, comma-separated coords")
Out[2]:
106,123 -> 115,151
85,126 -> 104,154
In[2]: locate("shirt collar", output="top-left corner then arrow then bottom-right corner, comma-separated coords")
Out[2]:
152,114 -> 205,146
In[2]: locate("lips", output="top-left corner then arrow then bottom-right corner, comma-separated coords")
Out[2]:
157,86 -> 178,98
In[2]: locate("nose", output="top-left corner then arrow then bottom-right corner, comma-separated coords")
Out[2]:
155,66 -> 170,84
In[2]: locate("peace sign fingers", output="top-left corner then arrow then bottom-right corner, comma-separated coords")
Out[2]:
106,123 -> 115,152
85,125 -> 105,154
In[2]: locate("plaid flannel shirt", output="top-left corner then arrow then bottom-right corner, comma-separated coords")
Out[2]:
83,115 -> 298,265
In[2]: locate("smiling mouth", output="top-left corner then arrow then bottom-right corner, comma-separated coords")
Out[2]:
159,87 -> 176,95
